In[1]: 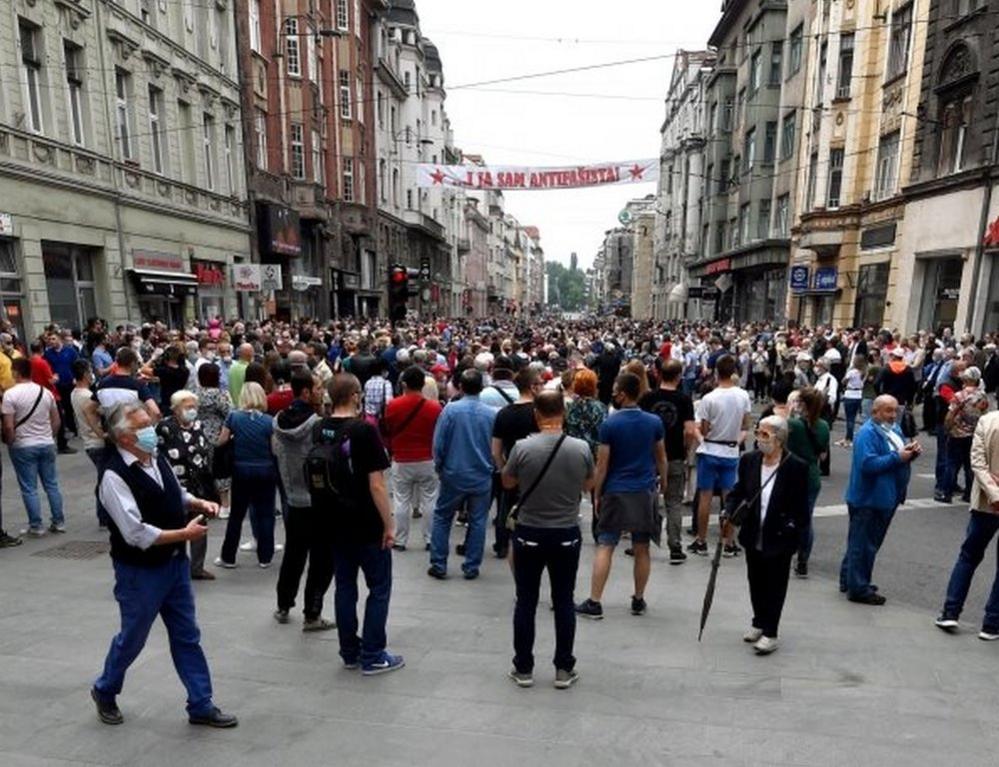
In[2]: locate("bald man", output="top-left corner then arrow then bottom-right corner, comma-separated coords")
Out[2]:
228,343 -> 254,403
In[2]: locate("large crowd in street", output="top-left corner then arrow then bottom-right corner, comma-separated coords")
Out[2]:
1,313 -> 998,725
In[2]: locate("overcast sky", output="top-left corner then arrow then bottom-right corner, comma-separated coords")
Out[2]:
416,0 -> 721,269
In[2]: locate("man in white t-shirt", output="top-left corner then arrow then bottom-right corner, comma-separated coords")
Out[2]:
1,357 -> 64,536
689,354 -> 753,557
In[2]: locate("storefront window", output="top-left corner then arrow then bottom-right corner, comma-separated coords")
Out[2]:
42,242 -> 98,332
854,262 -> 890,329
918,256 -> 963,334
0,240 -> 26,340
982,253 -> 999,335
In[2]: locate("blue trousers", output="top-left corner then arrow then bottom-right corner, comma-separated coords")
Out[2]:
430,481 -> 492,576
843,398 -> 862,442
9,444 -> 64,531
332,542 -> 392,666
839,505 -> 896,598
220,469 -> 277,565
94,554 -> 214,716
942,511 -> 999,630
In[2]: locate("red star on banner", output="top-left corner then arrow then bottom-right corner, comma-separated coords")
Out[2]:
986,217 -> 999,247
430,168 -> 446,185
629,163 -> 645,180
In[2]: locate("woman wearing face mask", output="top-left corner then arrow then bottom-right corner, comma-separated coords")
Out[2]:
156,390 -> 217,580
722,416 -> 808,655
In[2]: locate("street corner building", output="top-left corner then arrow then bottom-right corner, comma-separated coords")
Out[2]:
0,0 -> 253,335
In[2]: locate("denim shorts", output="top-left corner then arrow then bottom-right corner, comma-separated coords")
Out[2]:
596,530 -> 651,547
696,453 -> 739,492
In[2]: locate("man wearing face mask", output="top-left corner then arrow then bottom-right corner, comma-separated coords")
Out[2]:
91,402 -> 236,728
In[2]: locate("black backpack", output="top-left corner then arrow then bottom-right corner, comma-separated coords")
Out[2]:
304,418 -> 359,512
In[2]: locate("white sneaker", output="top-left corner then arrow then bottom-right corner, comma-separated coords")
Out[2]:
213,557 -> 237,569
21,527 -> 46,537
218,507 -> 230,519
978,630 -> 999,641
753,636 -> 780,655
275,543 -> 284,552
239,540 -> 257,552
258,562 -> 272,569
743,628 -> 764,643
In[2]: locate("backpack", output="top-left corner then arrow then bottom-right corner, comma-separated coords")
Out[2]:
304,418 -> 359,512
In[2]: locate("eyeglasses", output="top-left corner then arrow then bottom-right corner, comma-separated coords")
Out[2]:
754,429 -> 775,439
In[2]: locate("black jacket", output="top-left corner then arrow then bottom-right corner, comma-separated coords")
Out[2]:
725,450 -> 809,557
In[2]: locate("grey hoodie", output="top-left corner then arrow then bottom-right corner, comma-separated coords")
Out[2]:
272,402 -> 320,508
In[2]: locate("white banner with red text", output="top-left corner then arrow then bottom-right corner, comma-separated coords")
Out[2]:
415,158 -> 659,190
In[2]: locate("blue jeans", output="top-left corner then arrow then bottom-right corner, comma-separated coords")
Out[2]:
93,554 -> 214,716
942,511 -> 999,629
220,468 -> 276,565
839,505 -> 896,598
9,444 -> 64,530
430,480 -> 492,576
843,398 -> 862,442
797,484 -> 821,564
332,541 -> 392,665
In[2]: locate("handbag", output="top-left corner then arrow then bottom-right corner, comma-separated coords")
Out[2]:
725,452 -> 789,527
505,434 -> 566,532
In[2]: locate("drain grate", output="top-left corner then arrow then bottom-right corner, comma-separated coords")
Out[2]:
32,539 -> 110,560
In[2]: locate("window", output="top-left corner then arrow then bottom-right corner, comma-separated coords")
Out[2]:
806,152 -> 818,210
955,0 -> 982,14
719,159 -> 730,194
827,148 -> 844,208
379,158 -> 386,202
339,70 -> 351,119
115,69 -> 132,159
706,163 -> 714,195
757,199 -> 771,240
311,129 -> 323,186
255,109 -> 267,169
739,203 -> 751,244
722,97 -> 734,131
750,49 -> 762,95
769,42 -> 782,86
178,100 -> 194,182
148,85 -> 164,173
788,25 -> 803,77
406,188 -> 412,209
763,121 -> 777,163
887,4 -> 912,80
285,18 -> 300,76
392,168 -> 399,206
249,0 -> 261,52
874,131 -> 900,200
729,217 -> 739,249
815,41 -> 828,105
744,128 -> 756,172
64,41 -> 84,145
342,157 -> 354,201
139,0 -> 152,25
336,0 -> 349,29
854,263 -> 890,328
715,223 -> 726,254
781,111 -> 796,161
19,20 -> 43,133
736,88 -> 745,128
290,123 -> 304,179
306,32 -> 317,83
776,194 -> 790,236
224,125 -> 235,193
376,91 -> 384,128
202,114 -> 215,189
838,34 -> 854,99
938,96 -> 972,175
709,102 -> 718,133
404,70 -> 411,91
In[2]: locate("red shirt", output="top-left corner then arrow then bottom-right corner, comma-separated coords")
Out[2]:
267,388 -> 295,415
30,355 -> 58,398
382,392 -> 442,463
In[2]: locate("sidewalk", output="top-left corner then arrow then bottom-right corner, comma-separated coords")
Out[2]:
0,449 -> 996,766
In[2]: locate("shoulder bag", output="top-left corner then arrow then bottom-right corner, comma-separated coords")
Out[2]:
505,434 -> 566,532
726,452 -> 790,527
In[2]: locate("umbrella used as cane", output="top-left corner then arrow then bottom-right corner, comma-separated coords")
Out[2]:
697,537 -> 726,641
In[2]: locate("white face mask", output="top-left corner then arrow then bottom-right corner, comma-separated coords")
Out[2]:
757,436 -> 779,456
181,408 -> 198,423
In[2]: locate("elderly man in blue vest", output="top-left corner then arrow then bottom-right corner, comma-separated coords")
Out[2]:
840,395 -> 921,605
91,402 -> 236,728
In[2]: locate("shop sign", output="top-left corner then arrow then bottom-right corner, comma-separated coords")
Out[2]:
261,264 -> 283,291
687,286 -> 704,299
789,265 -> 810,293
258,204 -> 301,257
194,261 -> 226,287
133,249 -> 184,272
292,275 -> 322,291
342,272 -> 360,290
0,213 -> 12,236
231,264 -> 262,292
705,258 -> 731,275
939,287 -> 961,300
814,267 -> 839,292
701,286 -> 721,300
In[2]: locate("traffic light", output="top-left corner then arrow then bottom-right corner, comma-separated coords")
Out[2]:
388,264 -> 409,322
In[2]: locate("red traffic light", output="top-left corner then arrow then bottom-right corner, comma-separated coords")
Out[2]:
390,267 -> 408,284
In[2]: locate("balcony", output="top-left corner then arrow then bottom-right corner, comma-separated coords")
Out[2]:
289,180 -> 328,220
402,209 -> 445,241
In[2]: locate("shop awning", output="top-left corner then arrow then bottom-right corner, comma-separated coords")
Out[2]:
129,268 -> 198,298
667,283 -> 687,303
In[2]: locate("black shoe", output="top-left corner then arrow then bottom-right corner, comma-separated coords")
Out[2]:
0,532 -> 22,548
462,570 -> 479,581
494,548 -> 508,559
849,592 -> 886,606
91,688 -> 123,725
575,598 -> 603,620
273,608 -> 290,624
961,493 -> 971,504
669,548 -> 687,565
630,596 -> 647,616
455,543 -> 467,556
794,560 -> 808,579
935,615 -> 959,633
723,543 -> 741,558
189,706 -> 238,728
624,547 -> 635,557
427,566 -> 447,580
687,539 -> 708,556
934,493 -> 953,504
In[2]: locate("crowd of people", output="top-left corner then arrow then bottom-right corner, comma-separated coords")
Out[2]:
1,313 -> 999,722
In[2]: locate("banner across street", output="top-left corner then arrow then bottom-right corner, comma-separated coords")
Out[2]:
416,158 -> 659,190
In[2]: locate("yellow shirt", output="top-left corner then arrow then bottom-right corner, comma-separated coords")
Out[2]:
0,352 -> 13,393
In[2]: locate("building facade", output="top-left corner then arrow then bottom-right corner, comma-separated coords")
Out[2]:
1,0 -> 251,336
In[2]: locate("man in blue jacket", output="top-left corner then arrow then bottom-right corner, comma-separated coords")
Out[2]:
428,369 -> 497,580
840,395 -> 921,604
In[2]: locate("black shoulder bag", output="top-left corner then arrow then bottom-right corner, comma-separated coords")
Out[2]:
505,434 -> 566,532
726,452 -> 790,527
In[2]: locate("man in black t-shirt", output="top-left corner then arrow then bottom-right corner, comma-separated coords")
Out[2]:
490,367 -> 542,558
639,359 -> 696,563
321,373 -> 403,676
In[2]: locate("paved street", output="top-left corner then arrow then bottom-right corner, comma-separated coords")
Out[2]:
1,425 -> 998,767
